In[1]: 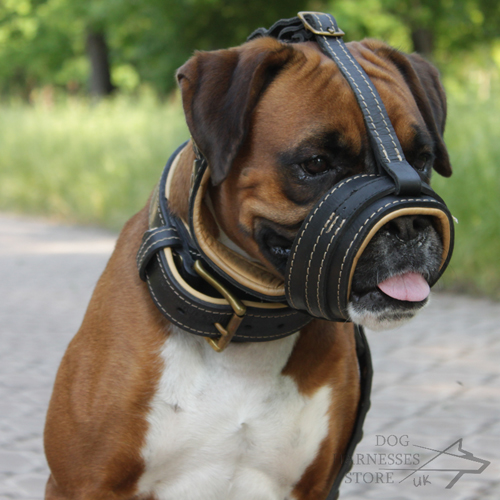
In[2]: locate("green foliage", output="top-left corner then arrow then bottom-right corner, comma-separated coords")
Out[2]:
321,0 -> 411,49
106,0 -> 307,94
0,96 -> 188,228
432,93 -> 500,298
0,0 -> 305,96
323,0 -> 500,71
1,1 -> 499,297
0,0 -> 83,96
1,0 -> 499,96
324,0 -> 500,47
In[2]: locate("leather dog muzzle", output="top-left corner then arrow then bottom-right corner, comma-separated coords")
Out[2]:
185,13 -> 455,323
285,174 -> 453,320
250,12 -> 455,321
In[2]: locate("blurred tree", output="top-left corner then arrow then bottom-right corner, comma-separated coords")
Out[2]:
86,30 -> 114,97
323,0 -> 500,61
0,0 -> 305,97
0,0 -> 83,98
0,0 -> 498,98
106,0 -> 306,93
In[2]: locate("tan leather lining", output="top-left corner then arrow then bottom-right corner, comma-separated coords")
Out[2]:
347,207 -> 452,300
165,150 -> 183,199
162,153 -> 287,308
164,248 -> 287,308
191,168 -> 286,297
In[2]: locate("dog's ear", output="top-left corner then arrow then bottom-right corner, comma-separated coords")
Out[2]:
376,46 -> 452,177
176,38 -> 298,185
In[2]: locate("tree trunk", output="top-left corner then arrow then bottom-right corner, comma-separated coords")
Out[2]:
411,27 -> 434,59
86,30 -> 114,97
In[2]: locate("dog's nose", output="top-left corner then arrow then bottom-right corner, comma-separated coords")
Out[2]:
386,215 -> 432,242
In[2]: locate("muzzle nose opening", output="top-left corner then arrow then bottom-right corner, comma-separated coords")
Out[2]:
384,214 -> 433,243
346,207 -> 453,308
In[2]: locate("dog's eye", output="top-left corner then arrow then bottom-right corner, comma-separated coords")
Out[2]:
300,156 -> 331,176
413,153 -> 432,172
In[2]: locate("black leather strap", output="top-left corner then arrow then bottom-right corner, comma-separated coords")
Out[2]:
137,145 -> 312,342
250,12 -> 423,196
249,16 -> 314,43
327,324 -> 372,499
286,174 -> 393,318
137,226 -> 181,281
252,11 -> 455,324
138,15 -> 375,498
285,173 -> 454,320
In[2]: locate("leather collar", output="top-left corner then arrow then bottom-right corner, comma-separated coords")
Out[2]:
137,143 -> 312,351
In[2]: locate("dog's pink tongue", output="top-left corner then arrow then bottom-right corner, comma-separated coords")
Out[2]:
377,272 -> 430,302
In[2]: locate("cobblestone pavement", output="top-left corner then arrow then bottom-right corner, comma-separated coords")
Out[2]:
0,213 -> 499,500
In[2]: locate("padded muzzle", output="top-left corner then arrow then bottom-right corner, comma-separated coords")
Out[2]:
285,174 -> 454,320
186,12 -> 455,319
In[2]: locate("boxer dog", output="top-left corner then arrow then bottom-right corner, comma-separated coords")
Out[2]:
44,35 -> 451,500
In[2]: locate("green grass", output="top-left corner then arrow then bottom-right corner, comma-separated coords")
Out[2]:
0,95 -> 189,229
0,94 -> 499,298
432,97 -> 500,298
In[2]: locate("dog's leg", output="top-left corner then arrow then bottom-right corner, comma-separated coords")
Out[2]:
43,209 -> 168,500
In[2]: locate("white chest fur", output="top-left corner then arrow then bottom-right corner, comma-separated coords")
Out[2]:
137,327 -> 332,500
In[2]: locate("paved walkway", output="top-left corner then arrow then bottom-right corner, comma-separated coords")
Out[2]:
0,213 -> 498,500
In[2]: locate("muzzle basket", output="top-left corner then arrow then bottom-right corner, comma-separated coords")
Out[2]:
285,174 -> 454,321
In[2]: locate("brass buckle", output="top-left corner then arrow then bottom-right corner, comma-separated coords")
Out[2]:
298,12 -> 345,37
193,260 -> 247,352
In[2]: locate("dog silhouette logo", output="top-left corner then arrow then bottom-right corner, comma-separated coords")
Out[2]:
382,438 -> 490,489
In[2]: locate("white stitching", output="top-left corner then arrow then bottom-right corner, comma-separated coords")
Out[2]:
286,174 -> 375,308
147,265 -> 304,339
336,198 -> 431,311
136,230 -> 179,265
138,227 -> 164,256
156,253 -> 227,315
312,13 -> 403,162
157,197 -> 166,225
304,211 -> 337,313
137,236 -> 181,268
317,218 -> 345,317
326,215 -> 339,233
336,38 -> 402,161
137,228 -> 177,263
146,275 -> 209,335
154,254 -> 298,320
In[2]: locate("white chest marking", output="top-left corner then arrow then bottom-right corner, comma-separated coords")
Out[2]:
137,327 -> 332,500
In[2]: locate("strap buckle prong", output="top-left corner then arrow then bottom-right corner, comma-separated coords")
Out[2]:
193,260 -> 247,352
298,12 -> 345,37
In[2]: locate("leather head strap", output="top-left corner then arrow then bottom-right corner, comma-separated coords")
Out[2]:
250,12 -> 423,196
